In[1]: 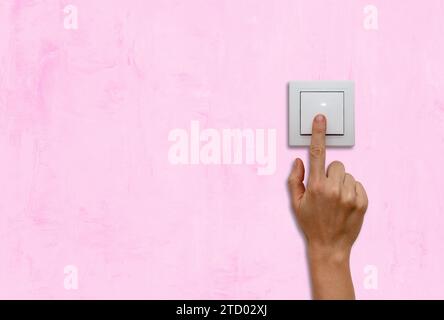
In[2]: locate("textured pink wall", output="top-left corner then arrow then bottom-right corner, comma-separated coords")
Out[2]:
1,0 -> 444,299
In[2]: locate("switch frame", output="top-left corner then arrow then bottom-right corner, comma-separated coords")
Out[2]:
289,81 -> 355,147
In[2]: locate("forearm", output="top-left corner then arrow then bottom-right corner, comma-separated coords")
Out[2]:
307,245 -> 355,300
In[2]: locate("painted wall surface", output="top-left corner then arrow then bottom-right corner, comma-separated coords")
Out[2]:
1,0 -> 444,299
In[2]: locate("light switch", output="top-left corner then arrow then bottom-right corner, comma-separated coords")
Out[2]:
300,91 -> 344,135
288,81 -> 355,147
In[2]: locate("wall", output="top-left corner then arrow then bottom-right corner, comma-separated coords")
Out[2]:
0,0 -> 443,299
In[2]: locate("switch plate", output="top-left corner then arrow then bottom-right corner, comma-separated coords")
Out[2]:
300,91 -> 344,135
289,81 -> 354,147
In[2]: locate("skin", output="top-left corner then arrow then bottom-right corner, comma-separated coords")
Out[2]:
288,114 -> 369,300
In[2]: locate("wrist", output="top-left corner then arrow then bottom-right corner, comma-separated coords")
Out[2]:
307,242 -> 351,266
306,243 -> 355,300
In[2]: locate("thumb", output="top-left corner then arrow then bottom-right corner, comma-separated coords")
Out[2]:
288,158 -> 306,204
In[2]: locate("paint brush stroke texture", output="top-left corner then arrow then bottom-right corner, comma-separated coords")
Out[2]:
0,0 -> 444,299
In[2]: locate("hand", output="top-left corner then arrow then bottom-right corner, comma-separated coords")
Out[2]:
287,114 -> 368,300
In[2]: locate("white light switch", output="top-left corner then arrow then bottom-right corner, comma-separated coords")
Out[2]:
289,81 -> 355,147
300,91 -> 344,135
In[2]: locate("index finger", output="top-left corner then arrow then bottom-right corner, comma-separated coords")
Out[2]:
309,114 -> 327,181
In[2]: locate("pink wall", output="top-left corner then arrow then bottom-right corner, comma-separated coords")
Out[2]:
1,0 -> 444,299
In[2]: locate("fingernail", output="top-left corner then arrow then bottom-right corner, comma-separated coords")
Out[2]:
315,114 -> 325,122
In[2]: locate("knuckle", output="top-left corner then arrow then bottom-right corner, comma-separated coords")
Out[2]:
309,144 -> 324,159
345,173 -> 354,181
356,200 -> 368,213
308,181 -> 324,195
287,175 -> 293,184
327,185 -> 341,199
287,176 -> 296,187
356,181 -> 365,191
287,179 -> 292,189
341,194 -> 356,208
330,160 -> 344,169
